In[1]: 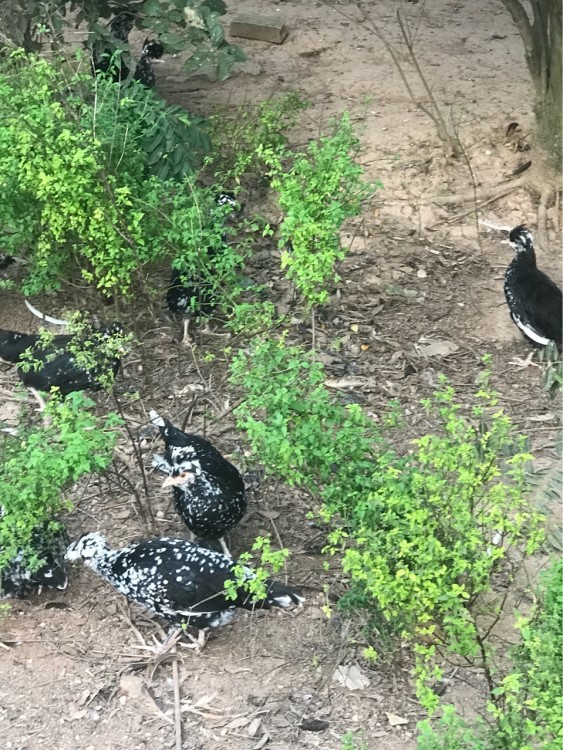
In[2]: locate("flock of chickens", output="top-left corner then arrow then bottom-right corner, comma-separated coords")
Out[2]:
0,9 -> 561,652
1,388 -> 303,647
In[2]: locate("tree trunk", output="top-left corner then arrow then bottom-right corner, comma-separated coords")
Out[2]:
500,0 -> 562,169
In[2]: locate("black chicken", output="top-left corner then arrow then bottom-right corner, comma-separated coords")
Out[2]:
91,11 -> 136,81
65,533 -> 302,649
0,254 -> 15,271
166,192 -> 238,344
132,39 -> 165,88
1,519 -> 68,598
504,224 -> 562,349
92,10 -> 164,88
0,322 -> 124,396
150,410 -> 246,556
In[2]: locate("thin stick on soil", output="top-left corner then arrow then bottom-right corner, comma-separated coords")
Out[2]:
172,647 -> 183,750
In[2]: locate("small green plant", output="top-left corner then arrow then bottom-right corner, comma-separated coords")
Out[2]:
224,535 -> 290,603
0,393 -> 120,574
259,113 -> 378,306
538,341 -> 563,397
231,336 -> 380,490
417,560 -> 563,750
491,558 -> 563,749
340,730 -> 368,750
208,92 -> 309,181
417,705 -> 488,750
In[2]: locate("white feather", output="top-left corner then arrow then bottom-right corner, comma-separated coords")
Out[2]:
513,315 -> 551,345
479,219 -> 511,233
152,453 -> 171,473
149,409 -> 165,427
24,299 -> 69,326
273,593 -> 305,607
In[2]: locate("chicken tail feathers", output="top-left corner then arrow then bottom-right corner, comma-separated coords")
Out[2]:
264,579 -> 304,608
24,299 -> 69,326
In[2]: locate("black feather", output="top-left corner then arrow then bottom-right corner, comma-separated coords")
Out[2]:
0,323 -> 124,395
1,521 -> 68,598
92,15 -> 164,88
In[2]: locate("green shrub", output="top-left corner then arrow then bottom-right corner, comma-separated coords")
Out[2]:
232,339 -> 545,709
207,92 -> 309,181
417,705 -> 487,750
0,52 -> 214,296
417,560 -> 563,750
491,559 -> 563,749
0,393 -> 120,573
260,113 -> 379,305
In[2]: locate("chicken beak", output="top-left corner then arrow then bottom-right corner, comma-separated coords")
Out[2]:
162,475 -> 179,488
162,472 -> 194,488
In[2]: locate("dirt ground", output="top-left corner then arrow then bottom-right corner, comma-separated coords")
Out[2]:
1,2 -> 561,749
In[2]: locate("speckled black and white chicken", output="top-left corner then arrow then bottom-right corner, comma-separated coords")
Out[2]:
150,410 -> 246,556
504,224 -> 562,350
166,192 -> 238,344
65,533 -> 302,648
1,518 -> 68,599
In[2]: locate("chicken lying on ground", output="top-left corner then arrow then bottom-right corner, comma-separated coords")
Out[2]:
0,307 -> 124,404
65,533 -> 303,651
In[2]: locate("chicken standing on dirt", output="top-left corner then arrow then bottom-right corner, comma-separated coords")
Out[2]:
165,192 -> 238,345
504,224 -> 562,350
150,410 -> 246,557
65,533 -> 303,650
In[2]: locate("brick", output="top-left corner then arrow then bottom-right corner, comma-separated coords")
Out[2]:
230,13 -> 288,44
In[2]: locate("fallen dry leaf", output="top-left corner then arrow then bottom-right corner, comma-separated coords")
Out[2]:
253,732 -> 270,750
386,712 -> 409,727
332,664 -> 370,690
417,339 -> 459,357
247,717 -> 262,737
221,715 -> 251,735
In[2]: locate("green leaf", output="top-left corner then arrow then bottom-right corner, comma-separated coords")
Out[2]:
208,21 -> 225,48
